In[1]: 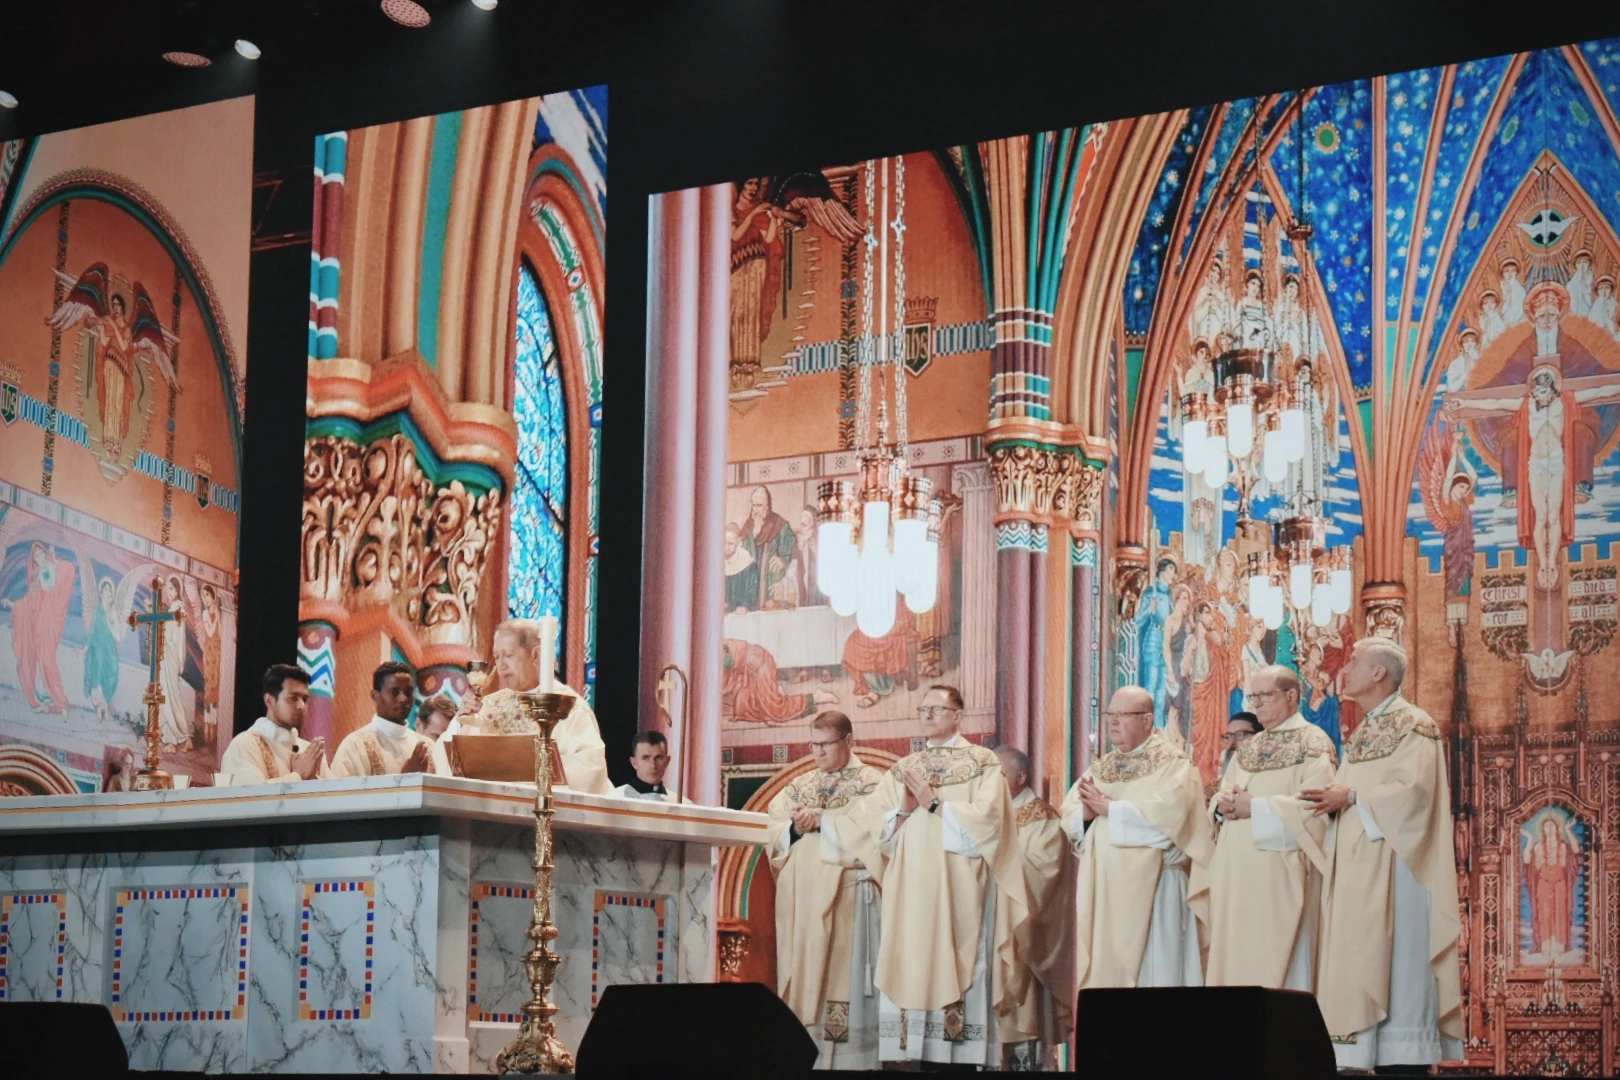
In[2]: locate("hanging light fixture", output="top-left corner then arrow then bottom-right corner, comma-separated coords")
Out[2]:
816,156 -> 941,636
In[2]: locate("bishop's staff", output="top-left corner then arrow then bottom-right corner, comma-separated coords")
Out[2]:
656,663 -> 690,802
128,577 -> 183,792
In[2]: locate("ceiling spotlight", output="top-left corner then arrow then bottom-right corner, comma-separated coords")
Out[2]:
162,50 -> 213,68
471,0 -> 499,9
234,39 -> 261,60
380,0 -> 432,27
0,91 -> 17,110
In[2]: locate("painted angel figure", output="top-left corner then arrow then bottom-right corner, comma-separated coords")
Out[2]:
71,549 -> 157,724
1189,258 -> 1234,351
730,174 -> 862,391
1418,426 -> 1476,645
156,573 -> 198,749
46,263 -> 181,458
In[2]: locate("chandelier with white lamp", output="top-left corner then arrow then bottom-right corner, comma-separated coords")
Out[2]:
814,156 -> 942,639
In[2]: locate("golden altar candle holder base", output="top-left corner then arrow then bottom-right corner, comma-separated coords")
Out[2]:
494,690 -> 575,1075
130,685 -> 173,791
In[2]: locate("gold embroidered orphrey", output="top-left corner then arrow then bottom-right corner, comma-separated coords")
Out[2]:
1236,723 -> 1337,773
891,744 -> 994,789
1015,797 -> 1060,828
786,764 -> 880,811
1090,734 -> 1179,784
823,999 -> 850,1042
1344,703 -> 1442,764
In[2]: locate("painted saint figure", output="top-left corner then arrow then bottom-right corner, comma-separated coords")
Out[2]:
742,486 -> 797,610
5,542 -> 77,714
723,522 -> 759,613
1500,258 -> 1526,326
1567,251 -> 1595,319
1419,427 -> 1477,644
1523,815 -> 1580,963
1134,559 -> 1178,729
1189,259 -> 1233,351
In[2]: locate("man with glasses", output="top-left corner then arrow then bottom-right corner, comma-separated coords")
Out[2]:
990,746 -> 1074,1070
1060,685 -> 1213,992
765,712 -> 885,1068
1203,665 -> 1337,992
869,685 -> 1030,1069
1311,638 -> 1462,1072
1218,711 -> 1262,779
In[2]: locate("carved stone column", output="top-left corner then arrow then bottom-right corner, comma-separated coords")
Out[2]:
953,463 -> 998,728
1362,581 -> 1407,642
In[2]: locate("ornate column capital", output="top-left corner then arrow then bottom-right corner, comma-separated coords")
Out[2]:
1113,544 -> 1150,619
985,418 -> 1107,535
1362,581 -> 1406,642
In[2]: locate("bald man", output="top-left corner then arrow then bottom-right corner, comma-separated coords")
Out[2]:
1061,686 -> 1213,990
1202,664 -> 1337,990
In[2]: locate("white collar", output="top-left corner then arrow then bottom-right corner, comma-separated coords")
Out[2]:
250,716 -> 297,747
371,715 -> 411,742
926,733 -> 964,748
1010,787 -> 1034,808
1118,732 -> 1156,756
1367,692 -> 1403,718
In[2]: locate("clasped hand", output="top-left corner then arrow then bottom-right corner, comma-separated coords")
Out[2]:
292,737 -> 326,780
1216,788 -> 1252,819
898,767 -> 935,814
1299,784 -> 1353,817
1076,777 -> 1112,821
789,806 -> 822,834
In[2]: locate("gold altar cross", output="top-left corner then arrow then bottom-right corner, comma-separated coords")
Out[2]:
127,578 -> 184,791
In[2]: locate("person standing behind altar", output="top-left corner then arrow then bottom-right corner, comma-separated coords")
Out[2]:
418,695 -> 456,741
766,711 -> 885,1069
454,618 -> 613,795
1061,686 -> 1212,992
330,662 -> 447,778
868,685 -> 1031,1069
992,745 -> 1075,1070
1202,664 -> 1337,991
1309,639 -> 1463,1071
219,665 -> 329,785
612,730 -> 680,801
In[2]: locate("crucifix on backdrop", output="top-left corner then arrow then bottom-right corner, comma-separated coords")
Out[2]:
127,577 -> 184,791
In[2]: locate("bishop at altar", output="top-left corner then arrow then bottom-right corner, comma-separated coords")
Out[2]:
868,686 -> 1035,1069
767,711 -> 886,1068
1311,639 -> 1464,1070
1203,665 -> 1337,990
1061,686 -> 1211,990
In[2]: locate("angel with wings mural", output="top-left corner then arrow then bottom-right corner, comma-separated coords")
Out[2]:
64,538 -> 155,724
1418,425 -> 1477,645
46,262 -> 180,465
730,174 -> 863,395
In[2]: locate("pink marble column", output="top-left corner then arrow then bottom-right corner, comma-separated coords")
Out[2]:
995,534 -> 1034,753
1070,535 -> 1100,781
639,184 -> 730,806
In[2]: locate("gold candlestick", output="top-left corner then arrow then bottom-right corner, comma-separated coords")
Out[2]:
495,691 -> 575,1075
128,578 -> 183,792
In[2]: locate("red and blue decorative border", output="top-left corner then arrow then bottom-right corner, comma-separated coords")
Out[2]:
299,880 -> 374,1021
590,893 -> 665,1010
111,887 -> 249,1022
0,892 -> 68,1001
468,883 -> 532,1023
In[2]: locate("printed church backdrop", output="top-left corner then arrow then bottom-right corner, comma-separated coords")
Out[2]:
297,88 -> 606,750
649,39 -> 1620,1072
0,98 -> 253,793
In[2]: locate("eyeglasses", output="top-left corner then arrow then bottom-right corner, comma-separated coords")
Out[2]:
1221,731 -> 1254,744
1102,709 -> 1153,721
916,705 -> 958,718
1247,689 -> 1292,702
808,736 -> 846,750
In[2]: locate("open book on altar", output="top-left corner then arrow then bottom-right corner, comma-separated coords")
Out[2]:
448,733 -> 568,787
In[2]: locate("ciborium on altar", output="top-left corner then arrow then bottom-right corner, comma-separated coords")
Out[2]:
494,690 -> 575,1075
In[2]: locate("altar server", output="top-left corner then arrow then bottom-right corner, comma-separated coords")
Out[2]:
220,664 -> 329,784
613,730 -> 678,801
1310,639 -> 1463,1069
868,685 -> 1031,1069
1203,664 -> 1336,990
766,711 -> 886,1069
993,745 -> 1075,1070
457,618 -> 613,794
1061,686 -> 1211,991
330,661 -> 449,778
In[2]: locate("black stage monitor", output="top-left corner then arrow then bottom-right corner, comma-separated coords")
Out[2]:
577,981 -> 818,1080
0,1001 -> 127,1078
1076,985 -> 1335,1079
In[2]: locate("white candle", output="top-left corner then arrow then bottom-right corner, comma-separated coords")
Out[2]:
538,615 -> 558,692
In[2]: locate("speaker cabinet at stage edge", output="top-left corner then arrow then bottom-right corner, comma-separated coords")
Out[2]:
1075,985 -> 1335,1079
576,981 -> 818,1079
0,1001 -> 128,1078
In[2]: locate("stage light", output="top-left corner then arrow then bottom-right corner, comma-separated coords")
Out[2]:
471,0 -> 498,8
0,91 -> 17,109
234,39 -> 261,60
162,51 -> 213,68
381,0 -> 432,27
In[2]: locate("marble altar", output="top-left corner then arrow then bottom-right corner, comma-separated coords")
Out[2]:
0,774 -> 769,1073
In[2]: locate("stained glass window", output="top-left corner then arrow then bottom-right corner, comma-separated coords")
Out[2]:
509,264 -> 567,662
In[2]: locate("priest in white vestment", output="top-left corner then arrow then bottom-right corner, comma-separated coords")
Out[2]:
993,746 -> 1074,1071
867,685 -> 1031,1068
1061,686 -> 1212,990
220,664 -> 329,784
452,618 -> 612,795
1200,664 -> 1337,990
1308,639 -> 1464,1070
766,712 -> 886,1069
610,730 -> 696,803
331,662 -> 449,777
